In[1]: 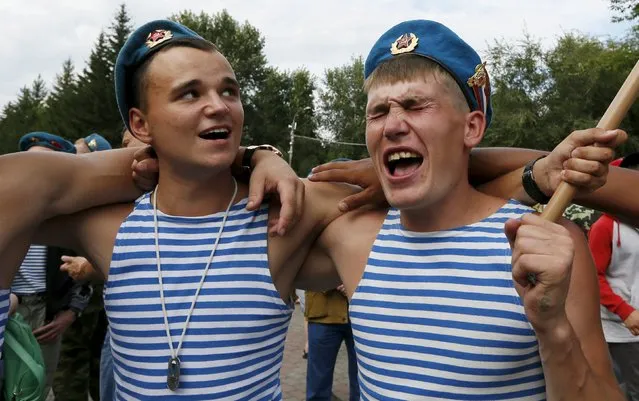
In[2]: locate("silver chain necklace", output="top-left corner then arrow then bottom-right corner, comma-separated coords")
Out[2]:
152,177 -> 238,391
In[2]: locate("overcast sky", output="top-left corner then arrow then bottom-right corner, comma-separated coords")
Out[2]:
0,0 -> 633,110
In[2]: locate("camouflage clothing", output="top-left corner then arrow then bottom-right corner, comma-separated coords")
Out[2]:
52,285 -> 107,401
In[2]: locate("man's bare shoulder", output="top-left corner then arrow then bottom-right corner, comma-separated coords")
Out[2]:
322,207 -> 388,250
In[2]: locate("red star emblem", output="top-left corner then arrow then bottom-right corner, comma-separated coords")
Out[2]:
148,30 -> 166,42
396,33 -> 412,49
145,29 -> 173,48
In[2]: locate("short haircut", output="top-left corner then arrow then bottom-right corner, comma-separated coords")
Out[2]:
131,38 -> 218,112
364,54 -> 469,113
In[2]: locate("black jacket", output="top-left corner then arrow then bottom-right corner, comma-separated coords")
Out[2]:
44,247 -> 92,321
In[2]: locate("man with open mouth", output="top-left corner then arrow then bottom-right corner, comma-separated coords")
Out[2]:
0,17 -> 631,401
295,20 -> 628,401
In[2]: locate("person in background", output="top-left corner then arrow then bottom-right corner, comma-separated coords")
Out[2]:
13,131 -> 93,399
304,284 -> 359,401
589,152 -> 639,401
52,133 -> 113,401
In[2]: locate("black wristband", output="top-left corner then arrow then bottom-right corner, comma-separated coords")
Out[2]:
522,156 -> 551,204
241,145 -> 283,175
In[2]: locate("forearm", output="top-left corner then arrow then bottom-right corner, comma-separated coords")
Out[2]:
469,147 -> 545,185
231,146 -> 271,183
471,148 -> 545,205
537,318 -> 624,401
574,166 -> 639,226
53,148 -> 142,216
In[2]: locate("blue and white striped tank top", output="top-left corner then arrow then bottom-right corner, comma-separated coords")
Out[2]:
105,194 -> 293,400
11,245 -> 47,295
350,200 -> 546,400
0,289 -> 10,359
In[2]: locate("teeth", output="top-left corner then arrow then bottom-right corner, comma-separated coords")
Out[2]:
387,151 -> 420,162
207,129 -> 228,134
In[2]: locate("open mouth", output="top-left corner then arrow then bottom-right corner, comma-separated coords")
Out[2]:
198,128 -> 230,140
386,151 -> 424,177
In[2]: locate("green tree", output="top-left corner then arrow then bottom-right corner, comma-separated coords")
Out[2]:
285,68 -> 321,175
317,56 -> 369,161
483,35 -> 553,149
75,4 -> 133,146
249,67 -> 318,174
610,0 -> 639,22
43,59 -> 82,139
0,77 -> 48,153
484,32 -> 639,153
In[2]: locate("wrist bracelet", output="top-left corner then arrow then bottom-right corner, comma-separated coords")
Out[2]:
241,145 -> 283,175
522,155 -> 551,204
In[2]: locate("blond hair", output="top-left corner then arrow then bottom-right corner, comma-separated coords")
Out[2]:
364,55 -> 469,113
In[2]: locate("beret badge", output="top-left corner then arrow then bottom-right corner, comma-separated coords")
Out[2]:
467,62 -> 490,115
145,29 -> 173,49
390,33 -> 418,55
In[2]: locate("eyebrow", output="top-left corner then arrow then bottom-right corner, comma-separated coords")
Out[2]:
367,94 -> 434,114
222,76 -> 239,88
367,101 -> 389,116
170,76 -> 240,96
170,79 -> 200,96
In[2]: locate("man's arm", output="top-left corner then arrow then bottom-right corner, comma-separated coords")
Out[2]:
132,146 -> 305,236
0,149 -> 141,287
33,280 -> 92,344
294,236 -> 342,292
29,148 -> 141,218
505,215 -> 624,400
589,216 -> 639,336
309,129 -> 625,214
60,256 -> 103,283
475,129 -> 639,226
543,221 -> 623,400
588,216 -> 631,318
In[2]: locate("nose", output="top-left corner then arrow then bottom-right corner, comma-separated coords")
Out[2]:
383,104 -> 409,141
203,91 -> 229,117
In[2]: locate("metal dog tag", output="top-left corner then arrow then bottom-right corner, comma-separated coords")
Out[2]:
167,357 -> 181,391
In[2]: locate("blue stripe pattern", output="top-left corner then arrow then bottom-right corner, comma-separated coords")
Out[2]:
0,289 -> 9,359
105,194 -> 293,400
11,245 -> 47,295
350,200 -> 546,400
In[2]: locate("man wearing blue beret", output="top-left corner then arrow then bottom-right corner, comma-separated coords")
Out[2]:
51,131 -> 111,401
18,18 -> 636,400
75,133 -> 112,154
0,18 -> 630,401
13,132 -> 91,399
19,131 -> 77,154
298,19 -> 626,400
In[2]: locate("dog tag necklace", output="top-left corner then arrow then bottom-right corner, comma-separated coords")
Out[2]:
152,178 -> 237,391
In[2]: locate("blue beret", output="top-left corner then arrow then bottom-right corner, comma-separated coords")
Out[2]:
84,133 -> 112,152
364,20 -> 492,127
115,20 -> 206,131
19,132 -> 76,154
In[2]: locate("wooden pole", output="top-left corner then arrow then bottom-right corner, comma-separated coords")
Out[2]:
541,60 -> 639,222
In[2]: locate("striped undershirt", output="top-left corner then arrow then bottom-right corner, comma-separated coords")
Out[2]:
0,290 -> 9,359
11,245 -> 47,295
350,200 -> 546,400
105,194 -> 293,400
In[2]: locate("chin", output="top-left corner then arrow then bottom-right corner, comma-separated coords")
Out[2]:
385,192 -> 423,211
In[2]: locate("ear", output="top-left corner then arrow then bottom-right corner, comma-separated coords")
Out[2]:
129,108 -> 153,145
463,110 -> 486,148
